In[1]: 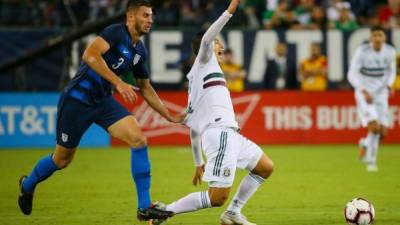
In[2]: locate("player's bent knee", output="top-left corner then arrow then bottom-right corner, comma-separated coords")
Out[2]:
259,161 -> 274,179
55,158 -> 73,169
129,134 -> 147,148
253,154 -> 274,179
54,145 -> 76,169
209,194 -> 228,207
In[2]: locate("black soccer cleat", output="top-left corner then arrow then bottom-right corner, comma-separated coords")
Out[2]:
137,205 -> 174,221
18,175 -> 33,215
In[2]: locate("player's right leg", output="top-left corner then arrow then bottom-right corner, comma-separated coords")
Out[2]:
222,134 -> 273,225
18,95 -> 95,215
107,114 -> 173,221
18,145 -> 77,215
355,90 -> 380,167
365,121 -> 380,171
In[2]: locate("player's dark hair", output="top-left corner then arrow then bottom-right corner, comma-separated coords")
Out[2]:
127,0 -> 152,12
191,30 -> 206,56
370,25 -> 385,33
224,48 -> 233,54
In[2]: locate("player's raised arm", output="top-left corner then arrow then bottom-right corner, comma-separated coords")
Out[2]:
82,37 -> 137,103
198,0 -> 239,63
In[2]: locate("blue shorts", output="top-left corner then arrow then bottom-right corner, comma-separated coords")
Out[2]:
56,93 -> 130,148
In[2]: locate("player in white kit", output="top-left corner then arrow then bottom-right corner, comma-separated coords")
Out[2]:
151,1 -> 274,225
347,26 -> 397,172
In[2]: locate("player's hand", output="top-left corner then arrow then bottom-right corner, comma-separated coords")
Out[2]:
227,0 -> 240,14
192,164 -> 205,186
362,89 -> 373,104
116,81 -> 139,103
166,112 -> 187,124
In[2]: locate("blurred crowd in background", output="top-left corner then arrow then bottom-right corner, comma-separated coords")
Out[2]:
1,0 -> 400,30
1,0 -> 400,92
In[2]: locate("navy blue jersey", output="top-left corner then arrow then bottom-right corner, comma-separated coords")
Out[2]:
64,24 -> 149,105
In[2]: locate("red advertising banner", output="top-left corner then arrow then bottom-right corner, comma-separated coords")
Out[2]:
113,91 -> 400,145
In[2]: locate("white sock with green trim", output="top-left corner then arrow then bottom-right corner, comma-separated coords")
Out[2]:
226,173 -> 265,214
166,191 -> 211,214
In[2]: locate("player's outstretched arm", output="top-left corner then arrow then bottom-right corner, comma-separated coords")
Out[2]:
198,0 -> 239,63
82,37 -> 137,103
136,78 -> 186,123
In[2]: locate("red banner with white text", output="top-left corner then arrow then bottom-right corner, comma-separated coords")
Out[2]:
112,91 -> 400,145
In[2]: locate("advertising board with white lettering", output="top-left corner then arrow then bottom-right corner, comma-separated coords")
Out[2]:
113,91 -> 400,145
0,93 -> 109,148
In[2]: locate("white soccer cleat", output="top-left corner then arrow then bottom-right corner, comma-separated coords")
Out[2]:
220,211 -> 256,225
367,164 -> 378,172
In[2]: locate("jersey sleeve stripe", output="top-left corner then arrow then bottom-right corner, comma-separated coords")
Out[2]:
203,81 -> 226,89
203,72 -> 224,82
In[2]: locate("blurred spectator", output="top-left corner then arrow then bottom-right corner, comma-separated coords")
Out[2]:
330,7 -> 359,31
264,0 -> 300,30
293,0 -> 315,26
1,0 -> 31,26
243,0 -> 265,29
348,0 -> 374,26
264,42 -> 298,90
89,0 -> 118,23
307,6 -> 327,29
299,43 -> 327,91
327,0 -> 354,22
220,48 -> 246,92
54,0 -> 89,27
203,0 -> 226,26
378,0 -> 400,29
154,0 -> 179,26
179,0 -> 205,27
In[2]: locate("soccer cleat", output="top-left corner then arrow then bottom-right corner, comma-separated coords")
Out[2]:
18,175 -> 33,215
149,202 -> 170,225
137,203 -> 173,221
220,211 -> 256,225
367,164 -> 378,172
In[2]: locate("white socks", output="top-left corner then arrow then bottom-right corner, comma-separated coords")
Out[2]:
166,174 -> 265,215
226,173 -> 265,214
365,132 -> 380,165
166,191 -> 211,214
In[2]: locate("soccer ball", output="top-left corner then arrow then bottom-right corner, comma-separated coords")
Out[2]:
344,198 -> 375,225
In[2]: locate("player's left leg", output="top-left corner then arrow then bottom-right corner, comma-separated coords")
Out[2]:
150,186 -> 231,224
367,94 -> 391,171
222,136 -> 273,224
100,97 -> 172,221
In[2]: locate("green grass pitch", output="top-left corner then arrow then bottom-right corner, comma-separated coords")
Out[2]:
1,145 -> 399,225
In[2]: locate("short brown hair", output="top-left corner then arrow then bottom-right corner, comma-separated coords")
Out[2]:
127,0 -> 152,12
370,25 -> 385,33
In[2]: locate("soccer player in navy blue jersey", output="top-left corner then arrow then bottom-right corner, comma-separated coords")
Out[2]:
18,0 -> 183,221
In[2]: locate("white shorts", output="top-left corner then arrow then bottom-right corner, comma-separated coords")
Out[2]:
201,127 -> 264,188
355,90 -> 390,127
